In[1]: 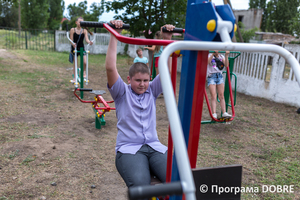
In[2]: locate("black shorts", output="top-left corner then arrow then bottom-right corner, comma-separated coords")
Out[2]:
72,51 -> 86,57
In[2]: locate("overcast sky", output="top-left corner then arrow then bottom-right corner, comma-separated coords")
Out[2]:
64,0 -> 250,22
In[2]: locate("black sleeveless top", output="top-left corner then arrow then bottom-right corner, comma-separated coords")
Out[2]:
71,28 -> 85,53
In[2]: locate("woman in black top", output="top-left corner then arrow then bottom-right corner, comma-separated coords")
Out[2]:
69,17 -> 93,82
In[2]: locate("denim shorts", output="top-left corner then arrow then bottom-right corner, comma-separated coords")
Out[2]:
207,73 -> 224,87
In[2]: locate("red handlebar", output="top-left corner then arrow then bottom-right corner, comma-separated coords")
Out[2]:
103,24 -> 183,46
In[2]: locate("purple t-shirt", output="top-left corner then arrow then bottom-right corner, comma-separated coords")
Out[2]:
108,75 -> 167,154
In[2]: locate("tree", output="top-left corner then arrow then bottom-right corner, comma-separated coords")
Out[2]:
250,0 -> 300,35
21,0 -> 49,29
235,21 -> 259,43
0,0 -> 18,27
264,0 -> 300,34
84,2 -> 105,21
289,10 -> 300,37
66,1 -> 104,26
48,0 -> 64,30
105,0 -> 187,39
66,0 -> 87,20
249,0 -> 266,8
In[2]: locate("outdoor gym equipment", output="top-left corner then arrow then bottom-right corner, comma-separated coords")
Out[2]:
158,1 -> 300,200
66,23 -> 124,129
80,1 -> 300,198
202,50 -> 240,124
66,24 -> 95,91
73,88 -> 115,129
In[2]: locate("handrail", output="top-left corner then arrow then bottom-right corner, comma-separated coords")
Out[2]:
158,45 -> 197,200
103,23 -> 180,46
66,31 -> 79,87
159,41 -> 300,86
85,34 -> 95,85
220,71 -> 237,107
66,32 -> 75,45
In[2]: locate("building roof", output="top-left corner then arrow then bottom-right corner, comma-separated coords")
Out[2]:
61,18 -> 69,24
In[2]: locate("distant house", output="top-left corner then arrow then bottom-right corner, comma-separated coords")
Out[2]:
232,9 -> 300,45
59,18 -> 69,30
251,32 -> 299,45
61,18 -> 69,24
233,9 -> 263,30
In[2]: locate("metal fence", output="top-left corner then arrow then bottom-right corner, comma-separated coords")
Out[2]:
0,27 -> 55,51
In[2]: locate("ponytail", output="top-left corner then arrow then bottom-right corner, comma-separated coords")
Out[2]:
84,27 -> 93,35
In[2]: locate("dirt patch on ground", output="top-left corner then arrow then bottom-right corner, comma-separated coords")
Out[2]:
0,49 -> 299,200
0,49 -> 18,59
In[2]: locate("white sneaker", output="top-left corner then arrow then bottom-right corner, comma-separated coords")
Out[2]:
222,112 -> 232,118
212,113 -> 217,119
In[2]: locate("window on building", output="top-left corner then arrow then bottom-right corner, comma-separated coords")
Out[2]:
238,15 -> 244,23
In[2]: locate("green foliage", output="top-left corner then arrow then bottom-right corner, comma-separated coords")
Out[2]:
236,22 -> 259,43
47,0 -> 64,30
0,0 -> 64,30
61,19 -> 69,31
264,0 -> 300,34
66,1 -> 104,29
250,0 -> 300,35
124,43 -> 128,53
8,149 -> 19,159
289,9 -> 300,36
21,155 -> 36,165
85,2 -> 105,21
67,0 -> 87,20
249,0 -> 266,8
0,0 -> 18,27
289,40 -> 300,44
105,0 -> 187,39
21,0 -> 49,29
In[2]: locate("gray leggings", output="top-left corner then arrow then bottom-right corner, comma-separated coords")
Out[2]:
115,144 -> 167,188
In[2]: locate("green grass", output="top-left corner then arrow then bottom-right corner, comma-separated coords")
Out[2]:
252,147 -> 300,186
20,50 -> 71,66
8,149 -> 19,160
21,155 -> 36,165
1,29 -> 55,50
0,50 -> 109,96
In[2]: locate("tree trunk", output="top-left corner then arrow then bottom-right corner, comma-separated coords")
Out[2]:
223,0 -> 244,42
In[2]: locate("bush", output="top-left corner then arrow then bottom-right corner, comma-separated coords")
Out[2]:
236,22 -> 259,43
124,43 -> 128,54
